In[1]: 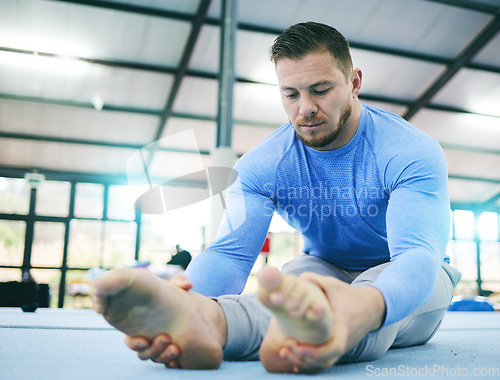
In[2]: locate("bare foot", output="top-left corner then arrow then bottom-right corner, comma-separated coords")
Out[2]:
93,268 -> 226,369
257,266 -> 333,373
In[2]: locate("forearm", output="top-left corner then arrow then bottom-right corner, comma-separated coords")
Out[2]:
186,184 -> 275,296
372,248 -> 441,325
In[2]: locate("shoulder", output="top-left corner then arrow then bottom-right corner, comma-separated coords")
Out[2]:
361,104 -> 446,189
233,123 -> 296,193
235,123 -> 296,173
363,104 -> 440,152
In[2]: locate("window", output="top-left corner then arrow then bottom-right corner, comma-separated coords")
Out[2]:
107,185 -> 144,221
68,220 -> 104,268
446,240 -> 477,282
31,222 -> 65,268
0,220 -> 25,266
478,212 -> 499,241
0,268 -> 22,282
139,215 -> 173,266
0,176 -> 148,308
35,180 -> 71,217
0,177 -> 30,214
139,191 -> 209,252
30,269 -> 61,308
74,183 -> 104,219
453,210 -> 475,240
480,242 -> 500,283
102,221 -> 136,267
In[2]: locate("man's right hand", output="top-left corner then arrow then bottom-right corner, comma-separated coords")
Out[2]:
125,333 -> 181,368
122,273 -> 193,368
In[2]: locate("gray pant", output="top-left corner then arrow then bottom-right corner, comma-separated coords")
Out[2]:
217,254 -> 462,363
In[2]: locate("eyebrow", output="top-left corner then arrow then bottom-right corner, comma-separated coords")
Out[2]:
279,80 -> 334,92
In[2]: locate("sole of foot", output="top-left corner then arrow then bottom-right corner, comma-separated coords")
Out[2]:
93,267 -> 223,369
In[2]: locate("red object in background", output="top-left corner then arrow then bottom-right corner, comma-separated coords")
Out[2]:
261,234 -> 271,256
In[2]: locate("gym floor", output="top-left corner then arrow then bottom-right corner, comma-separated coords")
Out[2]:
1,308 -> 498,379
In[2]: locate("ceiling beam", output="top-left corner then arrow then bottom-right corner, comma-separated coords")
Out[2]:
149,0 -> 212,152
450,202 -> 500,213
483,191 -> 500,208
0,91 -> 279,127
0,92 -> 162,115
403,15 -> 500,120
441,143 -> 500,156
0,46 -> 179,75
0,131 -> 209,155
448,174 -> 500,184
51,0 -> 195,21
422,0 -> 500,14
0,166 -> 208,188
425,103 -> 500,119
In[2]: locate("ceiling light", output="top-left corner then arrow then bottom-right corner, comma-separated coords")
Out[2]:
91,94 -> 104,111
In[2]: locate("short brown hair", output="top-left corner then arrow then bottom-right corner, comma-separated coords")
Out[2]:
269,22 -> 353,79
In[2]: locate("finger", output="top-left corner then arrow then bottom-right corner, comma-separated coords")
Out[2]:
280,343 -> 326,374
165,360 -> 180,369
156,344 -> 181,364
297,346 -> 339,370
124,335 -> 150,352
299,272 -> 336,290
288,346 -> 338,371
171,274 -> 193,291
137,335 -> 171,361
288,336 -> 342,368
300,272 -> 346,299
278,346 -> 304,368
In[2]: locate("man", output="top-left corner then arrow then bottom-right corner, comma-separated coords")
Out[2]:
93,22 -> 461,373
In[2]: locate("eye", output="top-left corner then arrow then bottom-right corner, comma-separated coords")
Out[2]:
313,88 -> 330,96
284,92 -> 299,99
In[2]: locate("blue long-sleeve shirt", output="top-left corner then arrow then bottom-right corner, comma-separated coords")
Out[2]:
186,104 -> 450,326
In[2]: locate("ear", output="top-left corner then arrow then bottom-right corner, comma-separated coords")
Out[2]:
350,68 -> 362,98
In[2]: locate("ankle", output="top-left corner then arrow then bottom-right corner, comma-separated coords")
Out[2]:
200,297 -> 227,348
358,287 -> 386,332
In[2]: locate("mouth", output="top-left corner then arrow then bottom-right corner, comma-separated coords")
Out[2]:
299,122 -> 324,132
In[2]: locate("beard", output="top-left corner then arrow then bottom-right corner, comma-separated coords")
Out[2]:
295,102 -> 352,149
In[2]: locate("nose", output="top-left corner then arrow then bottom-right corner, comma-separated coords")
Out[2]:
299,95 -> 318,118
